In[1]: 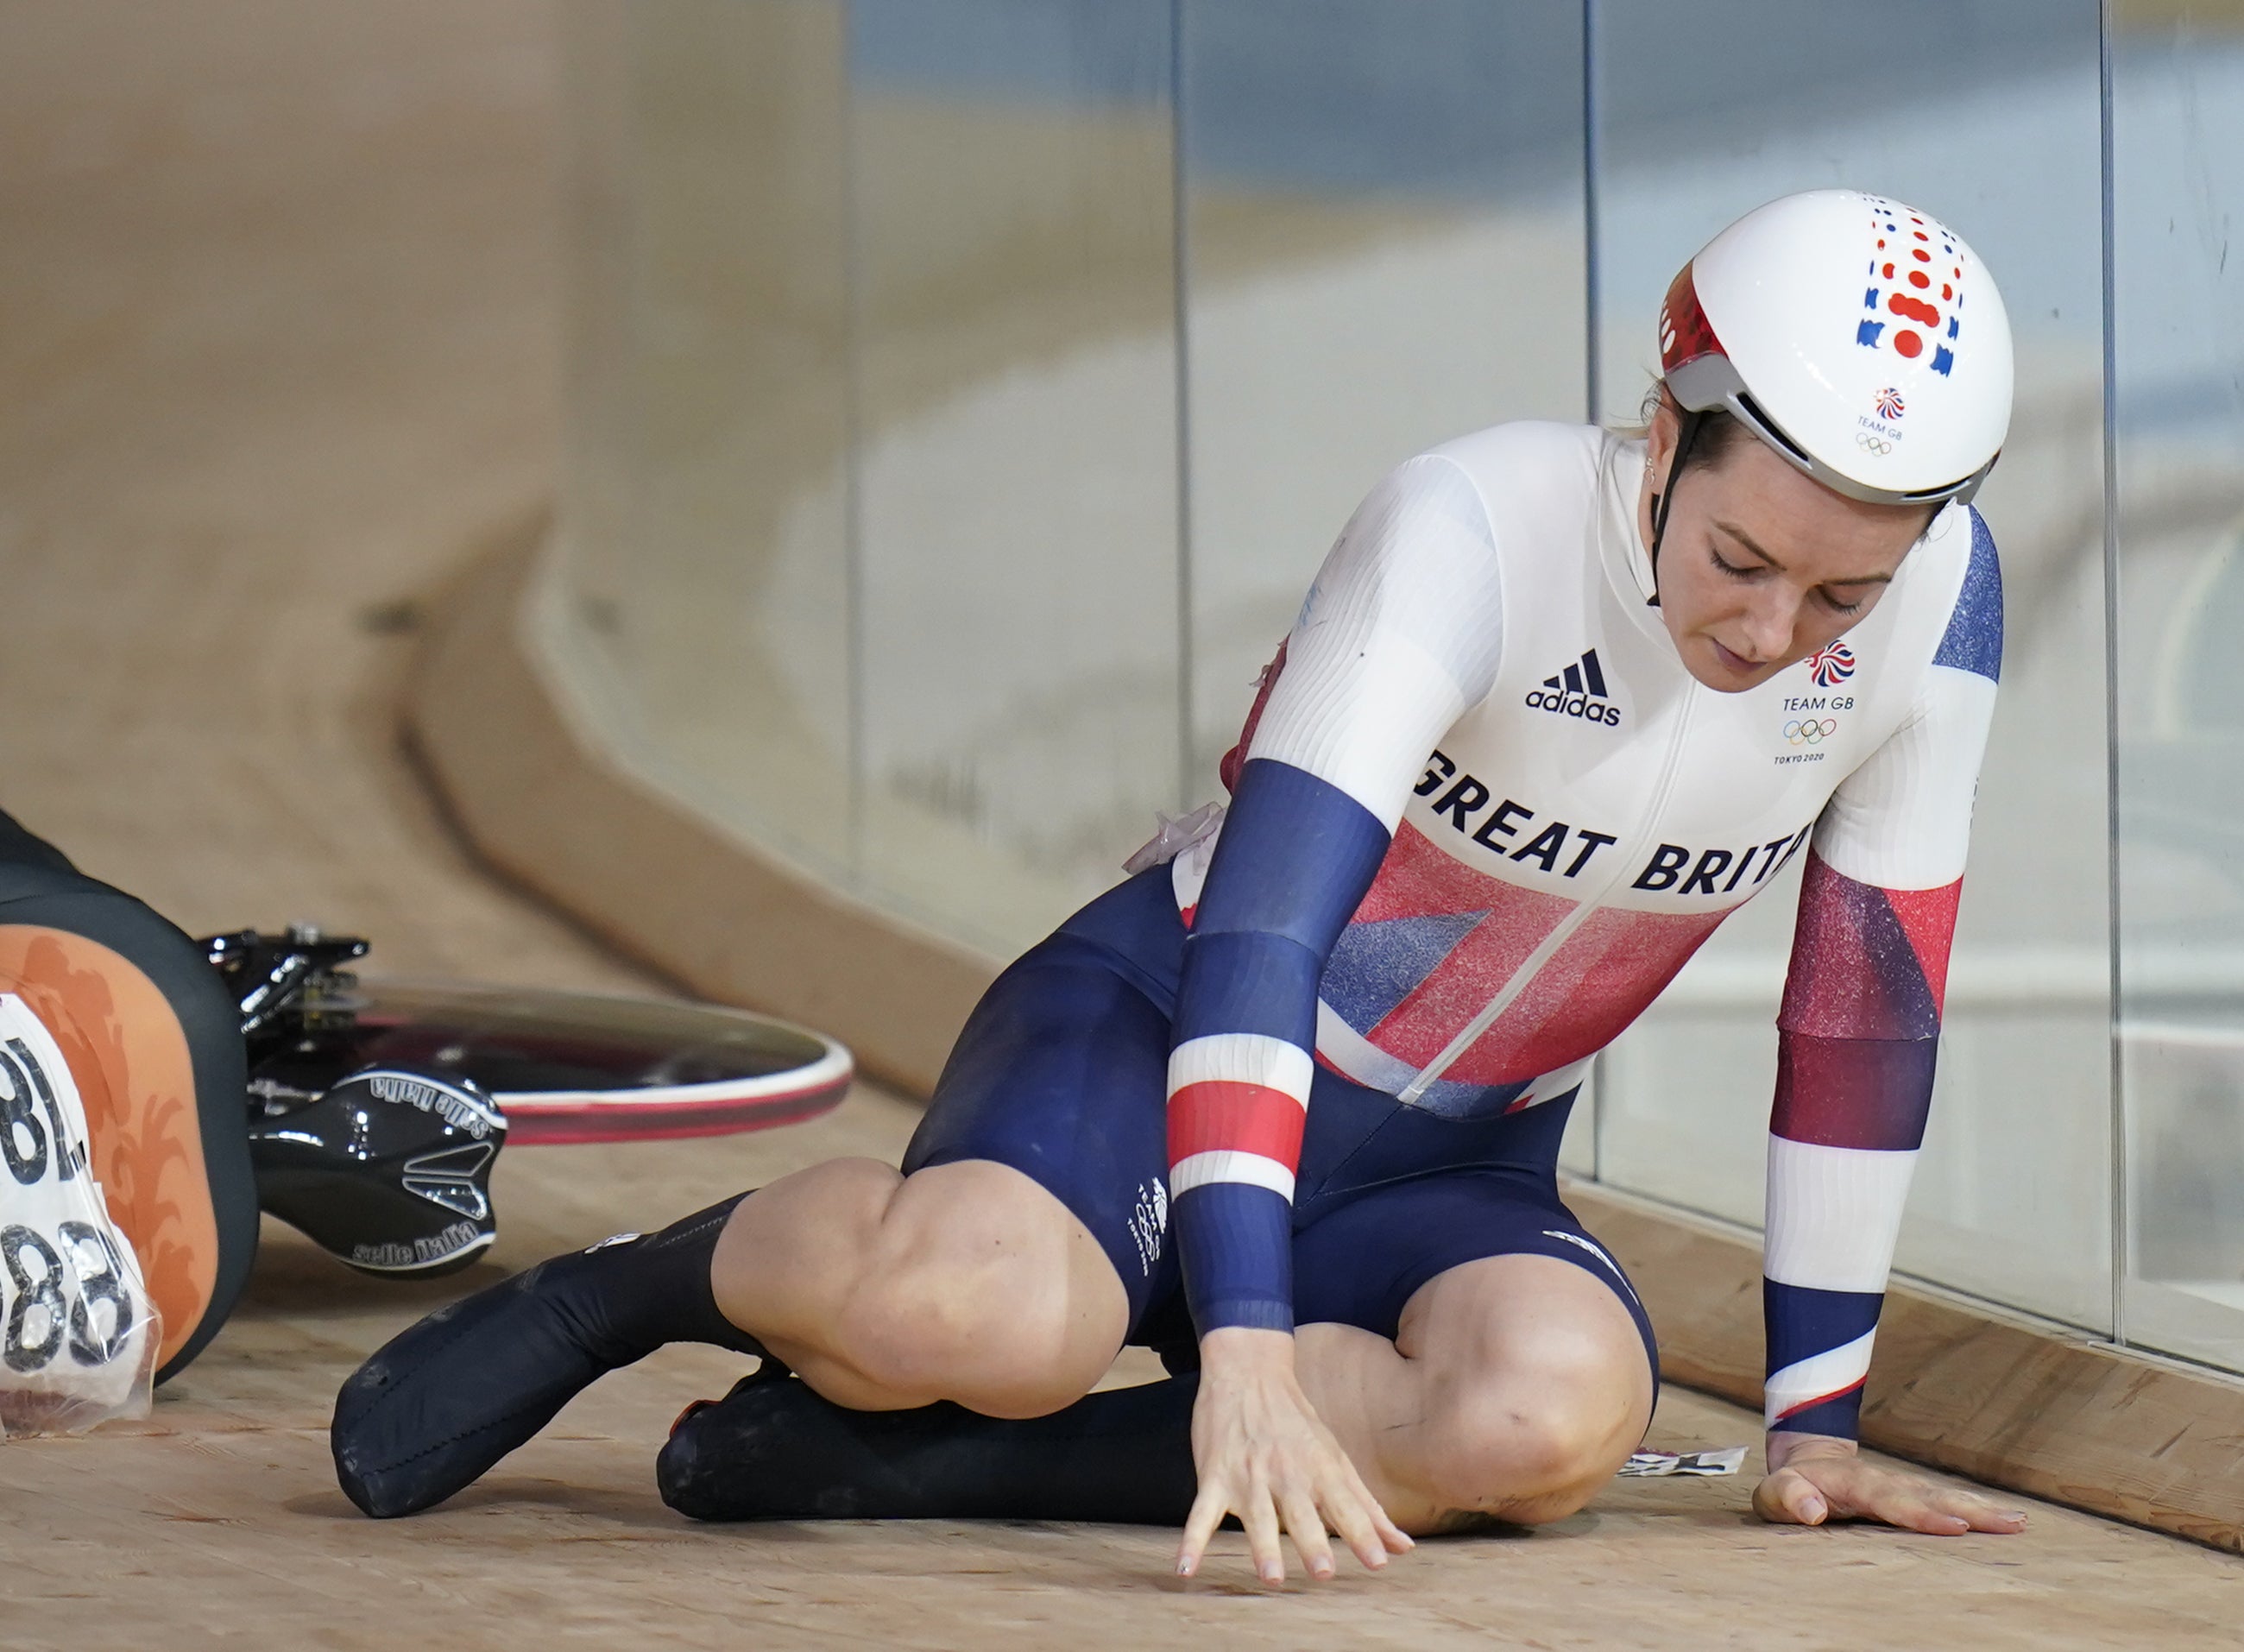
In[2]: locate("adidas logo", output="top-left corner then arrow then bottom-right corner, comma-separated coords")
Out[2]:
1524,648 -> 1621,727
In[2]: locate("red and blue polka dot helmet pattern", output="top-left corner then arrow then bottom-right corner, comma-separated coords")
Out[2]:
1856,196 -> 1964,375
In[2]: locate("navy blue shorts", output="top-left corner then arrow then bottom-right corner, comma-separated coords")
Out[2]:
904,868 -> 1658,1384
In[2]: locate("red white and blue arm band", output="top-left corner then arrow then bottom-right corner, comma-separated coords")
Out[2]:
1764,507 -> 2001,1440
1169,457 -> 1504,1336
1171,761 -> 1390,1332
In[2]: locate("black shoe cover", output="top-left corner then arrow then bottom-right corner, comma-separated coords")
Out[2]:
657,1367 -> 849,1521
332,1245 -> 735,1518
656,1368 -> 1199,1525
331,1252 -> 617,1516
333,1196 -> 761,1517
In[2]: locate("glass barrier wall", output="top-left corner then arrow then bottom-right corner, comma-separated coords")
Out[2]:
2113,0 -> 2244,1371
551,0 -> 2244,1376
851,1 -> 1182,953
557,0 -> 855,887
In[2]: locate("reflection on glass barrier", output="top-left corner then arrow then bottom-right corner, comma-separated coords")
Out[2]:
1180,1 -> 1587,787
2113,0 -> 2244,1371
850,0 -> 1181,955
554,0 -> 854,880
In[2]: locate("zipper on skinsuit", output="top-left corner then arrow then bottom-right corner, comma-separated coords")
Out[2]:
1394,682 -> 1702,1107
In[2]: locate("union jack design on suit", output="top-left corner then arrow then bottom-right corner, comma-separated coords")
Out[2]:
1155,422 -> 2001,1441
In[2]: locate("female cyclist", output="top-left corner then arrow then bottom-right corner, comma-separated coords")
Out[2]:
333,190 -> 2031,1579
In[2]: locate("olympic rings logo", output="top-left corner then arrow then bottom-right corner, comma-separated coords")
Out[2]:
1856,432 -> 1894,456
1784,718 -> 1838,746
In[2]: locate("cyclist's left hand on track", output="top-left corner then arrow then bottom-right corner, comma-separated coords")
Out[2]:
1176,1326 -> 1413,1585
1753,1432 -> 2028,1535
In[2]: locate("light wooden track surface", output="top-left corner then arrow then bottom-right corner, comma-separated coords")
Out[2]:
0,4 -> 2237,1648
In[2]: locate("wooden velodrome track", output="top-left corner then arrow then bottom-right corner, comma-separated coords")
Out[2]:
0,4 -> 2238,1647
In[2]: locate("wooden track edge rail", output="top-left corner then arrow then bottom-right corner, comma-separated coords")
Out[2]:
407,521 -> 1000,1096
1567,1182 -> 2244,1554
412,522 -> 2244,1554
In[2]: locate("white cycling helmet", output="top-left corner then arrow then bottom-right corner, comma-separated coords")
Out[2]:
1658,189 -> 2014,507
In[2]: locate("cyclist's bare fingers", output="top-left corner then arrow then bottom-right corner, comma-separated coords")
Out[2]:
1338,1449 -> 1414,1554
1278,1483 -> 1336,1580
1176,1479 -> 1231,1579
1243,1479 -> 1287,1585
1373,1499 -> 1415,1554
1318,1469 -> 1391,1571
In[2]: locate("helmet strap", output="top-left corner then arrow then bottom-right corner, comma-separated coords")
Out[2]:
1645,407 -> 1705,609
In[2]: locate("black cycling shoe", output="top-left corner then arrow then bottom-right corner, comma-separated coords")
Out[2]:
332,1207 -> 766,1518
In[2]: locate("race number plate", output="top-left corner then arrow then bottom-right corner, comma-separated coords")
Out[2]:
0,993 -> 157,1434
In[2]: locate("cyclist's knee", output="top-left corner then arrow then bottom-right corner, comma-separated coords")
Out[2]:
1396,1256 -> 1653,1528
1421,1377 -> 1629,1523
831,1163 -> 1122,1416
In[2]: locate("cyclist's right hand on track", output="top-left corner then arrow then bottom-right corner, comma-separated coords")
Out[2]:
1176,1326 -> 1413,1585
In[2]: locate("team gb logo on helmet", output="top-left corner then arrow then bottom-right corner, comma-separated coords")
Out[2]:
1857,197 -> 1964,376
